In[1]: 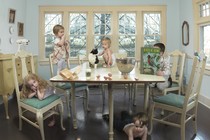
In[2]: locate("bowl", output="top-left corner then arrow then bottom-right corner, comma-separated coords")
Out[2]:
116,58 -> 136,74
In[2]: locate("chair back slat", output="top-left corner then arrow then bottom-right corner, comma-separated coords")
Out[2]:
184,56 -> 206,106
12,51 -> 34,102
168,50 -> 186,94
49,53 -> 70,77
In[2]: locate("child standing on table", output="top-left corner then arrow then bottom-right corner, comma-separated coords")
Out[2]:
22,73 -> 59,126
98,37 -> 115,67
150,43 -> 172,90
52,24 -> 70,75
114,111 -> 148,140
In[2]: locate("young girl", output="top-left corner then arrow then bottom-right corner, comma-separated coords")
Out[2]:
22,73 -> 57,126
98,37 -> 115,67
114,111 -> 148,140
52,24 -> 70,75
150,43 -> 172,90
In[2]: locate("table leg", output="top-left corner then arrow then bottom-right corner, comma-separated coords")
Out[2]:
144,84 -> 149,112
3,95 -> 9,119
71,83 -> 77,129
108,83 -> 114,140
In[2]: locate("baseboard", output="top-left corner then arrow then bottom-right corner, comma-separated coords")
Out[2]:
199,94 -> 210,109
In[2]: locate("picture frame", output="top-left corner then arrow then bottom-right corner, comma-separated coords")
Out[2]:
18,22 -> 24,36
9,9 -> 16,24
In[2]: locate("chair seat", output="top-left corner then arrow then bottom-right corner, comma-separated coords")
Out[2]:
21,94 -> 60,109
153,93 -> 184,108
56,83 -> 88,90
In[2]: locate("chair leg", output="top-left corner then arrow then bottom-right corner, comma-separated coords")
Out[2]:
66,91 -> 71,118
59,102 -> 65,130
148,103 -> 154,135
180,114 -> 186,140
85,87 -> 90,112
36,112 -> 45,140
19,107 -> 23,131
101,84 -> 105,106
133,83 -> 137,106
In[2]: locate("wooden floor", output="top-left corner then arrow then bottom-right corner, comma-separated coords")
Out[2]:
0,86 -> 210,140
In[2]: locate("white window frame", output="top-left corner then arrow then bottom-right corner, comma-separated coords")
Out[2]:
39,6 -> 166,64
193,0 -> 210,74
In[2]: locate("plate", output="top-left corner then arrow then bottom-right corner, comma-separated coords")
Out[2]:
9,37 -> 14,44
9,26 -> 14,34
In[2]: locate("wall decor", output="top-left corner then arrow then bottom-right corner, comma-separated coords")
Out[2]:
9,9 -> 16,24
9,26 -> 14,34
18,22 -> 24,36
182,21 -> 189,46
9,37 -> 14,44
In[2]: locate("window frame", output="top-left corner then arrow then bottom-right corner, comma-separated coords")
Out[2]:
39,6 -> 166,64
193,0 -> 210,74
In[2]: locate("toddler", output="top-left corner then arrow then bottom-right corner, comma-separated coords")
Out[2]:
114,111 -> 148,140
150,43 -> 172,90
98,37 -> 115,67
52,24 -> 70,75
22,73 -> 59,126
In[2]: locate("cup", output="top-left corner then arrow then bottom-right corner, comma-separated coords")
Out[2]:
86,69 -> 91,80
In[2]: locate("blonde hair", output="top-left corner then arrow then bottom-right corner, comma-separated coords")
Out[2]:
53,24 -> 64,35
22,73 -> 48,98
101,36 -> 111,47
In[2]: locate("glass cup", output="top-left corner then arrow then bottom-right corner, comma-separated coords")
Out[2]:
86,69 -> 91,80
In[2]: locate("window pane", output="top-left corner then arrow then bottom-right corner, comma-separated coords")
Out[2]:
44,14 -> 62,58
94,13 -> 111,50
144,13 -> 161,47
70,13 -> 87,57
203,25 -> 210,66
200,2 -> 210,17
118,13 -> 136,57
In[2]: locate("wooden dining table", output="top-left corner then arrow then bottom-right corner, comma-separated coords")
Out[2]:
50,62 -> 165,140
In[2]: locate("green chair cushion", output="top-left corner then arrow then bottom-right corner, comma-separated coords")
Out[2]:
56,83 -> 88,90
171,82 -> 179,87
153,93 -> 184,108
21,94 -> 60,109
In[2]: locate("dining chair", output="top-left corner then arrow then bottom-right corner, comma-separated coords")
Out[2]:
149,55 -> 206,140
12,51 -> 65,140
49,53 -> 89,116
163,50 -> 186,95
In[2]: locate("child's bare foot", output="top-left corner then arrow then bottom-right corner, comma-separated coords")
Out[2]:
48,119 -> 55,127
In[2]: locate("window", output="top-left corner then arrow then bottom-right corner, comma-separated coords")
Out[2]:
69,13 -> 87,57
44,14 -> 62,58
39,6 -> 166,63
193,0 -> 210,71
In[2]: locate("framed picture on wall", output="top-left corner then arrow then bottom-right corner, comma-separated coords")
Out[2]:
9,9 -> 16,23
18,22 -> 24,36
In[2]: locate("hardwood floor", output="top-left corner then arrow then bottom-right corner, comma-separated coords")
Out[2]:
0,86 -> 210,140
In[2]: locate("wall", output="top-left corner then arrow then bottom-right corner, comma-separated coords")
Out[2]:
180,0 -> 210,108
0,0 -> 27,103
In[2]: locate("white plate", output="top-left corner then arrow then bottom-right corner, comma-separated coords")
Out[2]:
9,26 -> 14,34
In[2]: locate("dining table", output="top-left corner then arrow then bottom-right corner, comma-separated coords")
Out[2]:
50,62 -> 165,140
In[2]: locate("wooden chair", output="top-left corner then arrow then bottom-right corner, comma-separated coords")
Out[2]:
49,54 -> 89,116
164,50 -> 186,95
149,55 -> 206,140
12,51 -> 65,140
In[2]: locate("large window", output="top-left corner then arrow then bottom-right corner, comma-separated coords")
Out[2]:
39,6 -> 166,63
193,0 -> 210,71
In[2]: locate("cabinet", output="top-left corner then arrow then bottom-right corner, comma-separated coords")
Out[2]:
0,53 -> 37,119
